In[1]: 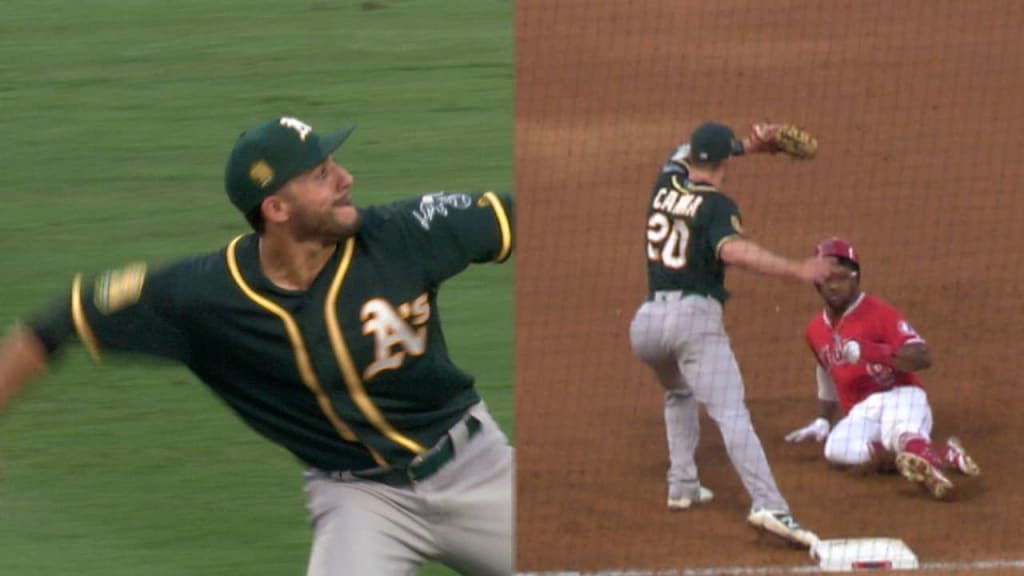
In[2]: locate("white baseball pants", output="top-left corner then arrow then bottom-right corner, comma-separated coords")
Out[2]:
824,386 -> 933,466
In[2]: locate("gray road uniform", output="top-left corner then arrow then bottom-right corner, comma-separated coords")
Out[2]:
628,143 -> 790,513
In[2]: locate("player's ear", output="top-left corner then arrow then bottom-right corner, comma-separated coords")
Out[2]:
262,194 -> 290,225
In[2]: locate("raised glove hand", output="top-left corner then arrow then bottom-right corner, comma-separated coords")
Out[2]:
785,417 -> 831,443
746,123 -> 818,159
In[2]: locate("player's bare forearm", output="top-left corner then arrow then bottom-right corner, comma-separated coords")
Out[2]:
740,136 -> 767,155
0,326 -> 48,411
893,342 -> 931,373
720,238 -> 832,283
719,238 -> 801,279
818,400 -> 839,423
739,125 -> 773,155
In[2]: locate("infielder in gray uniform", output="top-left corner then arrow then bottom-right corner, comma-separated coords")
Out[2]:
629,122 -> 830,548
0,116 -> 513,575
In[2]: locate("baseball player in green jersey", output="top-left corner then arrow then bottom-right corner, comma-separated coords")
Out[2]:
628,122 -> 832,549
0,116 -> 514,575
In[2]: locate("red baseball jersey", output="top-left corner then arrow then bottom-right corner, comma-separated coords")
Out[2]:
805,293 -> 926,413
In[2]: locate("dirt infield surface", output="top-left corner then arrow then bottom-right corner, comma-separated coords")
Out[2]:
516,0 -> 1024,572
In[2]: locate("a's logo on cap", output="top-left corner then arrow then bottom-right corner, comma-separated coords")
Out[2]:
249,160 -> 274,189
279,117 -> 313,141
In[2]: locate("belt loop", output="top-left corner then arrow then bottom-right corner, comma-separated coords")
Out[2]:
652,290 -> 684,303
448,414 -> 473,451
317,411 -> 485,486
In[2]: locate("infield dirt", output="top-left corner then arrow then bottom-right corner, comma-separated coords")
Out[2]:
516,0 -> 1024,571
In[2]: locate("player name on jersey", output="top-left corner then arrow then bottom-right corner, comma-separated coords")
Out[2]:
643,158 -> 743,303
652,184 -> 704,218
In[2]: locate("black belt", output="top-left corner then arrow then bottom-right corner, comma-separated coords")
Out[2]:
649,290 -> 721,303
349,415 -> 482,486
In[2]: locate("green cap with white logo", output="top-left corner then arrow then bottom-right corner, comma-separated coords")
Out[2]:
224,117 -> 355,214
689,122 -> 738,163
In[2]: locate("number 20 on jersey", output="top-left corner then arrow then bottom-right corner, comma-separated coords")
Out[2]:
647,213 -> 691,270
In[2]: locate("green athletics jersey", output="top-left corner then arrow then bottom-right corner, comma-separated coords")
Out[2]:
644,144 -> 743,303
28,191 -> 513,472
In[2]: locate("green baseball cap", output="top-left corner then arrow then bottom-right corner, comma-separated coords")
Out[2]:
689,122 -> 738,163
224,117 -> 355,214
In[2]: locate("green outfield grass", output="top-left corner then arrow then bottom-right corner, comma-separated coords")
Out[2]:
0,1 -> 512,575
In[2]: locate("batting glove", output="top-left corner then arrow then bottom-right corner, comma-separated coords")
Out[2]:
784,417 -> 831,443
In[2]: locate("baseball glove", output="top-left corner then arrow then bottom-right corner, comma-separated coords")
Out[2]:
750,123 -> 818,159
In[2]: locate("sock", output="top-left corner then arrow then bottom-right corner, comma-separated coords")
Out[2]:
867,441 -> 896,472
898,433 -> 943,467
868,440 -> 886,457
936,442 -> 958,469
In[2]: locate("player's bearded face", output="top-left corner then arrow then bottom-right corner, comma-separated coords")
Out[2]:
283,158 -> 360,240
817,264 -> 859,310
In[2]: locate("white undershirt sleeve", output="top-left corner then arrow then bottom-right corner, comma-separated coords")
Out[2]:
816,364 -> 837,402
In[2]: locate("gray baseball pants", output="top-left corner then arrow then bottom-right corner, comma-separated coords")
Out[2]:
629,292 -> 789,511
303,401 -> 513,575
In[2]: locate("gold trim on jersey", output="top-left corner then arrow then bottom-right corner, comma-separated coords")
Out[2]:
671,174 -> 716,194
71,274 -> 102,363
325,238 -> 428,456
478,191 -> 512,262
224,236 -> 385,465
715,234 -> 741,258
730,214 -> 745,235
670,158 -> 692,172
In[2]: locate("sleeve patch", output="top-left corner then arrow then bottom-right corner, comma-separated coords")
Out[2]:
412,192 -> 473,230
94,262 -> 147,315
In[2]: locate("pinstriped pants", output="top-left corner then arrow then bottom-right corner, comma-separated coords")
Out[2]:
629,293 -> 789,511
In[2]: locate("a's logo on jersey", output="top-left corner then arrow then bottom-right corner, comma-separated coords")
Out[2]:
412,192 -> 472,230
361,294 -> 431,380
94,262 -> 147,315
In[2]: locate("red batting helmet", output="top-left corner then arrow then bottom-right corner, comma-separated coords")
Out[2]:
815,237 -> 860,269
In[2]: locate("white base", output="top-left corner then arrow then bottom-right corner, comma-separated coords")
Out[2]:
811,538 -> 919,572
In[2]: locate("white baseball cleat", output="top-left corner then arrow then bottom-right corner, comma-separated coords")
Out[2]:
667,485 -> 714,510
747,508 -> 819,548
945,437 -> 981,477
895,451 -> 955,499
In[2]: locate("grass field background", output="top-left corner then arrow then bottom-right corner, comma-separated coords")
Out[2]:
0,1 -> 512,575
